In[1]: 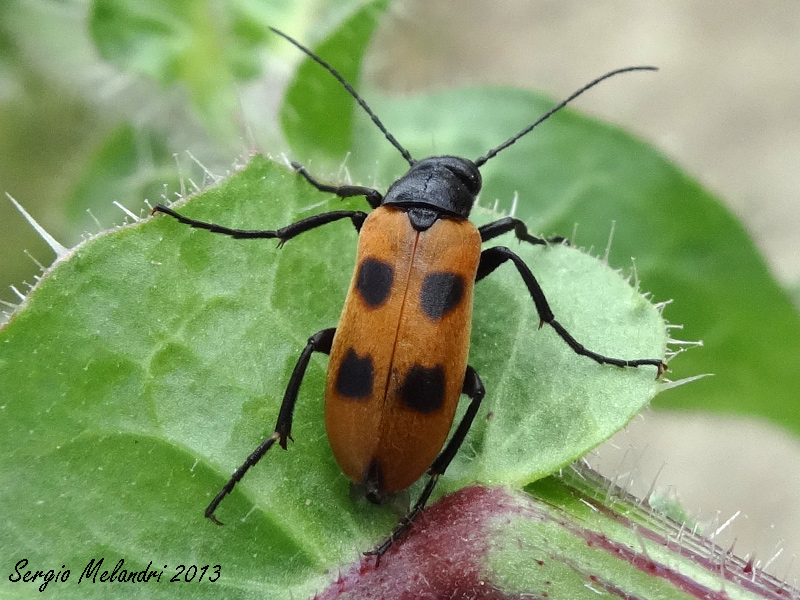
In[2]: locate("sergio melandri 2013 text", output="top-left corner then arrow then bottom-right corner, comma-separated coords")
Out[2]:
8,557 -> 221,592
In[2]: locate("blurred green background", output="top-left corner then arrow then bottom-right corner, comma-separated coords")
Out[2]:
2,0 -> 799,580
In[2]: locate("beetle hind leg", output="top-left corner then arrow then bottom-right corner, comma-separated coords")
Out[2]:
365,366 -> 486,561
204,327 -> 336,525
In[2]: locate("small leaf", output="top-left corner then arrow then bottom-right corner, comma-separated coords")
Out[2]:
280,0 -> 388,164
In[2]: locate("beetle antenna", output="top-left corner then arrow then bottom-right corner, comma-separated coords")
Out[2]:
270,27 -> 415,166
474,66 -> 657,167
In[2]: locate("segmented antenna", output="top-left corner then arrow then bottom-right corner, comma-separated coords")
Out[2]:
474,66 -> 658,167
270,27 -> 416,166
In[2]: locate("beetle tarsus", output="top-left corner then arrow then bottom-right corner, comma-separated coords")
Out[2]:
278,433 -> 293,450
657,361 -> 668,378
205,511 -> 224,527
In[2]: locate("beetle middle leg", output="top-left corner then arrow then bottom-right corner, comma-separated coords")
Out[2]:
479,216 -> 568,246
477,246 -> 666,376
365,366 -> 486,559
205,327 -> 336,525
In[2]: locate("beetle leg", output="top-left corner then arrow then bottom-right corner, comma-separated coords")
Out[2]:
477,246 -> 666,376
291,161 -> 384,209
365,366 -> 486,560
205,328 -> 336,525
479,216 -> 567,246
151,205 -> 367,247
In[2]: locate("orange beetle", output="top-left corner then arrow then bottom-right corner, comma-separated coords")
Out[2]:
326,195 -> 481,500
153,27 -> 665,557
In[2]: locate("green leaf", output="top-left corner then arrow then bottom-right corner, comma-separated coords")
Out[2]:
280,0 -> 388,165
0,155 -> 665,597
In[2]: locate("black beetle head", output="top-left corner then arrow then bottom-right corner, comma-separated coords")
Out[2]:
381,156 -> 482,219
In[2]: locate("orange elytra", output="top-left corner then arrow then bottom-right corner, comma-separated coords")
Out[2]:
325,205 -> 481,499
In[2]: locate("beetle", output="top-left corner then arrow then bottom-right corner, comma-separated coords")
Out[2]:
152,27 -> 666,557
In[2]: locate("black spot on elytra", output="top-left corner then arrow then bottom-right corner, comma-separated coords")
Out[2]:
420,272 -> 464,320
400,364 -> 446,414
356,257 -> 394,308
336,348 -> 374,399
363,459 -> 385,504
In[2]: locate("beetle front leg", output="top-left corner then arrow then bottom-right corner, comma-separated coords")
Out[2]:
291,161 -> 383,209
205,327 -> 336,525
477,246 -> 666,376
479,216 -> 567,246
151,205 -> 367,247
365,366 -> 486,560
